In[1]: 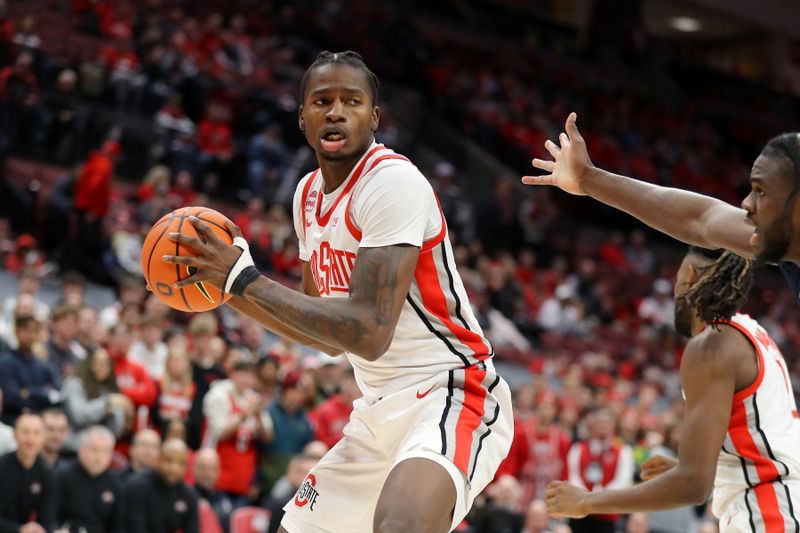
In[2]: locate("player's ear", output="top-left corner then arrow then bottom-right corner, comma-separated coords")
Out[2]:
685,264 -> 698,285
298,105 -> 305,132
371,105 -> 380,132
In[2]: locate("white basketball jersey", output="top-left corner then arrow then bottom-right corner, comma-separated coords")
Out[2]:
292,143 -> 494,397
712,313 -> 800,523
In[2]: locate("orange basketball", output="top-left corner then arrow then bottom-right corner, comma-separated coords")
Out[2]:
141,206 -> 234,312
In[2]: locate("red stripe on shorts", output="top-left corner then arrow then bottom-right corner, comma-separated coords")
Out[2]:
453,367 -> 487,474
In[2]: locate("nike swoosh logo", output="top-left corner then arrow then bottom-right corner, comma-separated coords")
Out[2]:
416,385 -> 436,399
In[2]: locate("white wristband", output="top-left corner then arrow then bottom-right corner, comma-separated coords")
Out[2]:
224,236 -> 256,294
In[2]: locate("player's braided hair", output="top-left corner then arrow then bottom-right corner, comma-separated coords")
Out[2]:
300,50 -> 380,105
762,133 -> 800,190
681,246 -> 753,328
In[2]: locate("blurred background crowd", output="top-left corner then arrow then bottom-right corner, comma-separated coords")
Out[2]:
1,0 -> 799,532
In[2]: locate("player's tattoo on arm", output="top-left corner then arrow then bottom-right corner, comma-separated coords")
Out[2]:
349,245 -> 405,325
242,244 -> 419,360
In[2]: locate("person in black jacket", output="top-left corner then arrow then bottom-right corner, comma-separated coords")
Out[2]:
192,448 -> 233,533
124,438 -> 199,533
0,413 -> 55,533
53,426 -> 123,533
0,315 -> 61,425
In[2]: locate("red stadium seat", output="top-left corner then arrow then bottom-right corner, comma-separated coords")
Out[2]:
230,507 -> 271,533
199,501 -> 224,533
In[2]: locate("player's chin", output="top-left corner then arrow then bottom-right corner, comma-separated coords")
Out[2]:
317,144 -> 358,161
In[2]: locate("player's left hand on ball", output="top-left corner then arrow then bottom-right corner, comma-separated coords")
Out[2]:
545,481 -> 589,519
163,217 -> 245,291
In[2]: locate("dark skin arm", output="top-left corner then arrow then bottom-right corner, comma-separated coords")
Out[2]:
226,262 -> 342,355
523,113 -> 755,259
546,326 -> 757,516
164,217 -> 419,361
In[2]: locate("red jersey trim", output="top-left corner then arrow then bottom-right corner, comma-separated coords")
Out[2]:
420,192 -> 447,254
342,154 -> 412,242
723,320 -> 766,403
300,170 -> 320,239
315,145 -> 386,226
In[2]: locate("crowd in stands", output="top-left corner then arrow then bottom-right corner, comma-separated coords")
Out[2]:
0,1 -> 799,533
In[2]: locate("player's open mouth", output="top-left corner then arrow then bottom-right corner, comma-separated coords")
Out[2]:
749,229 -> 760,247
321,130 -> 347,152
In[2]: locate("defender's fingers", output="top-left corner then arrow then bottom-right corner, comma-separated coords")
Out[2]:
531,158 -> 556,172
522,174 -> 555,186
565,112 -> 583,141
544,139 -> 561,159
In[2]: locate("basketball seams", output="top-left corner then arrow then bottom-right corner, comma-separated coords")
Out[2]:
191,210 -> 233,306
175,208 -> 194,312
144,214 -> 176,286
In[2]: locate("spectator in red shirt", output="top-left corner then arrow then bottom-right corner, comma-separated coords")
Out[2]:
0,51 -> 46,150
494,415 -> 530,482
519,391 -> 571,508
106,323 -> 157,426
168,170 -> 199,207
0,51 -> 37,101
233,198 -> 265,241
153,349 -> 196,437
565,408 -> 634,533
195,102 -> 234,192
311,367 -> 358,448
75,138 -> 120,219
67,138 -> 120,283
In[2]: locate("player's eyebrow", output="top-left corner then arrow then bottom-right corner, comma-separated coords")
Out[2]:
309,86 -> 367,96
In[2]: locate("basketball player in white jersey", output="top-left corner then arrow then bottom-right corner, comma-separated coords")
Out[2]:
162,51 -> 513,532
546,247 -> 800,532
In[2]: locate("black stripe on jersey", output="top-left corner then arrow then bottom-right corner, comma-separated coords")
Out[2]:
439,241 -> 470,331
721,443 -> 736,455
752,392 -> 799,530
752,393 -> 800,530
406,294 -> 471,367
744,488 -> 757,533
439,370 -> 455,455
783,482 -> 800,533
738,454 -> 756,489
752,391 -> 791,477
469,375 -> 501,482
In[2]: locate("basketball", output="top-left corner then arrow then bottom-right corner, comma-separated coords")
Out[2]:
141,206 -> 234,312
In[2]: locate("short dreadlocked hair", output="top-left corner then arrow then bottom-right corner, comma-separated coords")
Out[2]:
762,133 -> 800,187
299,51 -> 380,105
681,246 -> 753,328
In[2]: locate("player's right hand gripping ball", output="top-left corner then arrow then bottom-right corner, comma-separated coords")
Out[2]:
142,206 -> 234,312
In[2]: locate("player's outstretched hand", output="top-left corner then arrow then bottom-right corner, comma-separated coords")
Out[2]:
640,454 -> 678,481
522,112 -> 594,196
163,217 -> 246,291
545,480 -> 589,519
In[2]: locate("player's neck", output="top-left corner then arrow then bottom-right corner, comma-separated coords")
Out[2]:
318,157 -> 359,194
691,318 -> 707,337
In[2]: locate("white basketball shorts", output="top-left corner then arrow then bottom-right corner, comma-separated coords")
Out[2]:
281,365 -> 513,533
